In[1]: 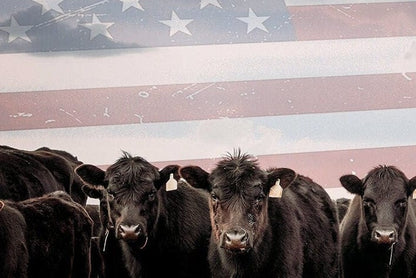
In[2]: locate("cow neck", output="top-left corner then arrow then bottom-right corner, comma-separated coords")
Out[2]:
0,200 -> 4,212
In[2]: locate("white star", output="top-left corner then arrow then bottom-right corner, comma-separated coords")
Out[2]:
120,0 -> 144,12
200,0 -> 222,9
159,11 -> 193,37
0,17 -> 32,43
79,14 -> 114,40
237,8 -> 270,34
32,0 -> 64,14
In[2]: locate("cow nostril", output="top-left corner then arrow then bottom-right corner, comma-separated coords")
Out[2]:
133,225 -> 142,235
118,226 -> 125,235
388,232 -> 394,239
375,231 -> 381,239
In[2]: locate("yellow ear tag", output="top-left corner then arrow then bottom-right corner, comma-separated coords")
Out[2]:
166,173 -> 178,191
413,190 -> 416,200
269,179 -> 283,198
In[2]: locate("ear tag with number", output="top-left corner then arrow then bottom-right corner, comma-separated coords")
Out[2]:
166,173 -> 178,191
269,179 -> 283,198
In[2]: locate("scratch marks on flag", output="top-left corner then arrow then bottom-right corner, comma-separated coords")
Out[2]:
329,5 -> 354,19
402,72 -> 412,80
59,108 -> 82,123
172,83 -> 198,97
134,114 -> 144,123
103,107 -> 110,117
185,83 -> 216,100
32,0 -> 109,29
9,112 -> 33,118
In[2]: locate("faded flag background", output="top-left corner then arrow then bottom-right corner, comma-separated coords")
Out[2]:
1,0 -> 416,199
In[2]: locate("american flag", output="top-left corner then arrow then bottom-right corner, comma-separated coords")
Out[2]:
1,0 -> 416,199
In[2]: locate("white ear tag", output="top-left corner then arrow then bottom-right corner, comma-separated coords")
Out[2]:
269,179 -> 283,198
413,190 -> 416,200
166,173 -> 178,191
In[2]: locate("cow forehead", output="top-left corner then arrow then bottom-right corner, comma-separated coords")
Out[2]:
364,177 -> 407,200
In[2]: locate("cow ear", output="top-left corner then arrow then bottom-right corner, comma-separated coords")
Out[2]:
179,166 -> 211,191
157,165 -> 180,189
266,168 -> 297,191
75,164 -> 107,187
408,176 -> 416,198
340,174 -> 363,195
81,184 -> 106,199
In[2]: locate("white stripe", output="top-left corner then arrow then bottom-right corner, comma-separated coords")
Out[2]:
1,36 -> 415,93
285,0 -> 416,6
1,108 -> 416,165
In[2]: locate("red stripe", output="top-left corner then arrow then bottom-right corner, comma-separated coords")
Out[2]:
289,2 -> 416,41
149,145 -> 416,189
1,73 -> 415,131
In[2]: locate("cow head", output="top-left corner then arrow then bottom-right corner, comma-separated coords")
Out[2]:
180,151 -> 295,254
76,152 -> 178,250
340,166 -> 416,246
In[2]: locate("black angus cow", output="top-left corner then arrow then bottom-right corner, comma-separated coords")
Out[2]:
340,165 -> 416,278
0,145 -> 87,205
75,152 -> 211,278
1,191 -> 93,278
0,200 -> 28,278
180,151 -> 340,278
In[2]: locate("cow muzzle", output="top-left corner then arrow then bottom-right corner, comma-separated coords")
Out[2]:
372,228 -> 397,245
220,227 -> 250,253
117,224 -> 148,249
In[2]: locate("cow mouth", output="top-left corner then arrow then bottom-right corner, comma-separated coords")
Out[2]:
223,246 -> 251,254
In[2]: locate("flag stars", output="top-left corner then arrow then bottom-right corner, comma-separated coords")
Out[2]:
79,14 -> 114,40
0,17 -> 33,43
237,8 -> 270,34
159,11 -> 193,37
200,0 -> 222,9
32,0 -> 64,14
120,0 -> 144,12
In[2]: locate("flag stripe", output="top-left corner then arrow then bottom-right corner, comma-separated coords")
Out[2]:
146,145 -> 416,189
1,36 -> 415,93
289,2 -> 416,41
285,0 -> 416,6
1,73 -> 415,131
2,108 -> 416,165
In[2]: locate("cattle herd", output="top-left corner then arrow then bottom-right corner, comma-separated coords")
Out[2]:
1,145 -> 416,278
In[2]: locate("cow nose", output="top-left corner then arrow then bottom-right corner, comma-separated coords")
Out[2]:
118,224 -> 142,241
373,229 -> 396,245
223,228 -> 249,251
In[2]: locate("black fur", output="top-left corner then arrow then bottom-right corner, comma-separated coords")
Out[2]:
76,152 -> 211,278
340,166 -> 416,278
2,192 -> 92,278
0,145 -> 87,205
0,201 -> 28,278
180,151 -> 339,278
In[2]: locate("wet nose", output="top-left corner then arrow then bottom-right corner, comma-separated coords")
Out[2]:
373,229 -> 396,245
118,224 -> 142,241
222,228 -> 249,251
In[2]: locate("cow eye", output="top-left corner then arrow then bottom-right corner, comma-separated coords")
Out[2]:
396,199 -> 407,208
363,198 -> 375,208
148,191 -> 156,201
211,192 -> 219,202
